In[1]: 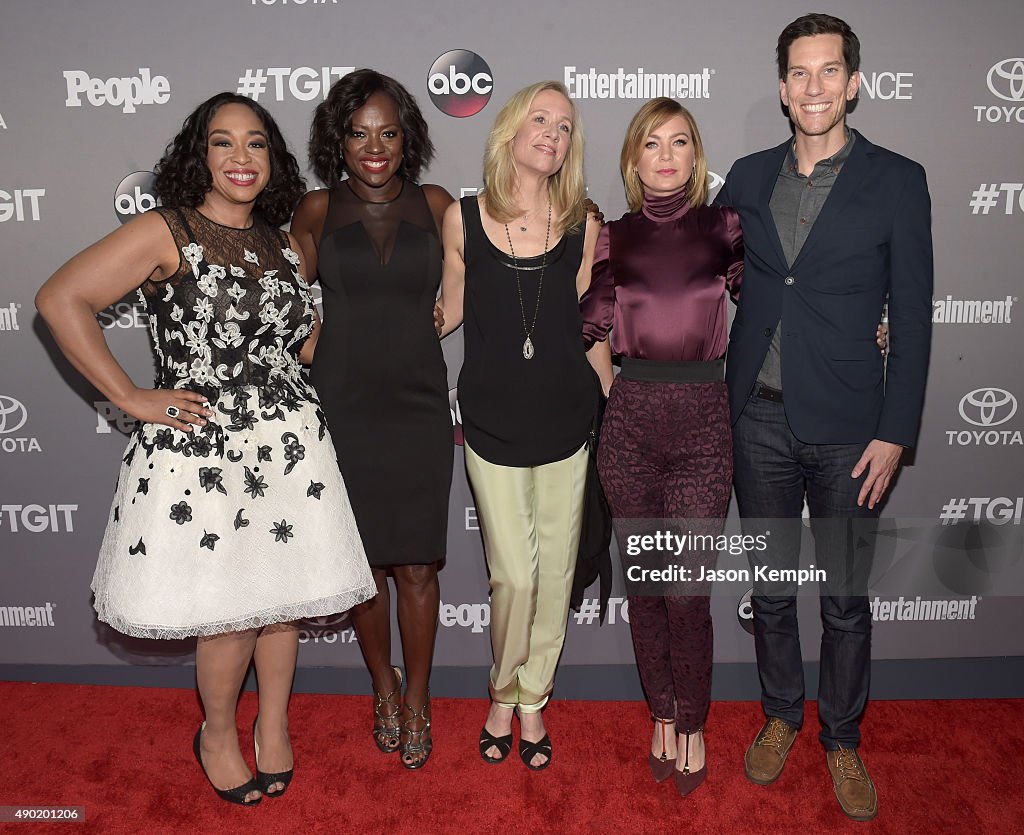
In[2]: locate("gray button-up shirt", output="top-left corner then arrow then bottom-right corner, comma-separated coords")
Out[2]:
756,130 -> 856,391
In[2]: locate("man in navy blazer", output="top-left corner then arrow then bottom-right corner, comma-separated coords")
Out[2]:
715,13 -> 932,822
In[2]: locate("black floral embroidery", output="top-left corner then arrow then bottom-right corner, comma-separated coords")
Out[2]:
169,501 -> 193,525
185,434 -> 214,458
137,478 -> 149,495
129,538 -> 146,555
307,481 -> 325,499
113,505 -> 120,522
257,445 -> 273,463
200,530 -> 220,550
243,466 -> 268,498
227,407 -> 257,432
154,427 -> 178,451
270,519 -> 294,543
199,466 -> 227,494
233,508 -> 249,530
282,432 -> 305,475
226,449 -> 243,463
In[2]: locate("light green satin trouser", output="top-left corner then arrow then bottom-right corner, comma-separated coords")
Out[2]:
464,442 -> 588,712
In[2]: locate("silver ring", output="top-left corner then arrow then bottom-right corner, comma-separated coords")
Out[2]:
165,405 -> 180,419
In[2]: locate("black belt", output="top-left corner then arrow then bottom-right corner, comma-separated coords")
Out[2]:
619,357 -> 725,383
753,383 -> 784,403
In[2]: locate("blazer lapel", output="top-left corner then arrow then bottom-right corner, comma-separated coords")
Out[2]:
791,130 -> 874,272
757,140 -> 791,273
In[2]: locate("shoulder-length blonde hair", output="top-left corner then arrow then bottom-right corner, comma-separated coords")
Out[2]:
620,98 -> 708,213
481,80 -> 586,234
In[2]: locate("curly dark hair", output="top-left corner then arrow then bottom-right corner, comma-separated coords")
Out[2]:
309,69 -> 435,187
153,92 -> 305,227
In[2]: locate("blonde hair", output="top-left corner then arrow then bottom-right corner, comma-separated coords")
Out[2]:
620,98 -> 708,213
481,80 -> 586,234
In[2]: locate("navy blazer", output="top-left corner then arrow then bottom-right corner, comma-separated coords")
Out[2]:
715,130 -> 933,447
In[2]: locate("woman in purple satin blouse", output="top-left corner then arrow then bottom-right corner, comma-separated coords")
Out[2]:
581,98 -> 742,797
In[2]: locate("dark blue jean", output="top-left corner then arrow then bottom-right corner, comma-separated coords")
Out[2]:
732,393 -> 878,750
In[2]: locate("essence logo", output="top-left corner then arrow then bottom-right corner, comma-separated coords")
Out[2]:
987,59 -> 1024,102
427,50 -> 492,118
115,171 -> 158,224
958,388 -> 1017,428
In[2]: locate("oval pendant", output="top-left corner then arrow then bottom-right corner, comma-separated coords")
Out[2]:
522,336 -> 535,360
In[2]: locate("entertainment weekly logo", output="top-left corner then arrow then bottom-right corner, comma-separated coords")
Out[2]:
0,395 -> 41,454
0,602 -> 56,628
564,66 -> 714,100
235,67 -> 354,102
63,68 -> 170,114
0,188 -> 44,222
932,295 -> 1015,324
946,387 -> 1020,447
0,302 -> 20,332
974,58 -> 1024,123
870,596 -> 979,622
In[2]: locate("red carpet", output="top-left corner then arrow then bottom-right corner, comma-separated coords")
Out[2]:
1,682 -> 1021,834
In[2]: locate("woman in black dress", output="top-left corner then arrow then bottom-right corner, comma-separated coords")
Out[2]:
291,70 -> 453,769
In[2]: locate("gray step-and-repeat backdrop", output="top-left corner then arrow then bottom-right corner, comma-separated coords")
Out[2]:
2,0 -> 1022,693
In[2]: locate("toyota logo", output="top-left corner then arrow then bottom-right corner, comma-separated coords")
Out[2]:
300,613 -> 349,629
0,395 -> 28,434
986,59 -> 1024,102
958,387 -> 1018,427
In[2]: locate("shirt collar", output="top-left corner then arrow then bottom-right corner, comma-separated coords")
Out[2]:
784,128 -> 856,175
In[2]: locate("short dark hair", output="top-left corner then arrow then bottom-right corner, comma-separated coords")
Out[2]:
308,69 -> 435,187
153,92 -> 304,227
776,13 -> 861,80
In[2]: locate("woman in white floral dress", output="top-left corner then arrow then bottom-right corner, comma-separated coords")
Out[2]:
36,93 -> 375,806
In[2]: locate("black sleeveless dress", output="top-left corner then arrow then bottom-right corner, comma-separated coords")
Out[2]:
311,181 -> 453,566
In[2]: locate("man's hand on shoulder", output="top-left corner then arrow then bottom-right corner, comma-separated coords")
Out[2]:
852,439 -> 904,509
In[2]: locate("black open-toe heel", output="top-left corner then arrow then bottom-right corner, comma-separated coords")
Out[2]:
519,733 -> 552,771
674,729 -> 707,797
253,716 -> 293,798
372,666 -> 403,754
399,694 -> 432,770
479,726 -> 513,764
193,723 -> 262,807
649,716 -> 675,783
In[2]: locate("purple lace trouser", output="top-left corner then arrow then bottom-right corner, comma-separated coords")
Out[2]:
597,377 -> 732,731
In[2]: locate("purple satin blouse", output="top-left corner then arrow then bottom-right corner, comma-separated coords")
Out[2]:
580,188 -> 744,361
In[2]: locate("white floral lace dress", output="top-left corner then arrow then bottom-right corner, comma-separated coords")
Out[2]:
92,207 -> 375,638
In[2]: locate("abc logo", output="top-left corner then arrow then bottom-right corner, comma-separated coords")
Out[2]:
427,50 -> 492,118
736,588 -> 755,635
114,171 -> 159,224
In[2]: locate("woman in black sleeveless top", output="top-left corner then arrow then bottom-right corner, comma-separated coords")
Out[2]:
291,70 -> 454,770
438,81 -> 600,770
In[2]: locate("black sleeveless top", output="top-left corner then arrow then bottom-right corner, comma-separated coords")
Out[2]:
458,196 -> 594,467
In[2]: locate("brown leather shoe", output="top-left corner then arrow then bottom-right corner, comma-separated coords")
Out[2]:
826,746 -> 878,822
744,717 -> 797,785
